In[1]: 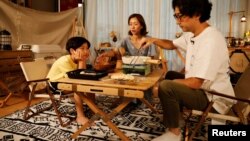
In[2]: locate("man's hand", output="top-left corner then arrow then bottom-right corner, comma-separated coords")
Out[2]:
173,77 -> 204,89
139,37 -> 155,48
140,37 -> 176,50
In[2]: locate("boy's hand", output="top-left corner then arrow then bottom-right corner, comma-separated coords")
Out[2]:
73,49 -> 89,62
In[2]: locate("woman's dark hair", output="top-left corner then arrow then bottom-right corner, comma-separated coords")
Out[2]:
128,13 -> 148,36
66,37 -> 91,53
172,0 -> 212,22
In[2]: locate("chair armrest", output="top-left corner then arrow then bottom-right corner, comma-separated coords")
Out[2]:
203,89 -> 250,104
27,78 -> 49,83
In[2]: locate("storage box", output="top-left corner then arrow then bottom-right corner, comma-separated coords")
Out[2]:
122,64 -> 151,76
122,56 -> 152,75
18,44 -> 63,59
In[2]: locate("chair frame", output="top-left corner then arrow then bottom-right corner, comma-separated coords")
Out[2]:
184,89 -> 250,141
20,60 -> 75,127
184,65 -> 250,141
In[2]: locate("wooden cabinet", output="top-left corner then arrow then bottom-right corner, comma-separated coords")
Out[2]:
0,50 -> 33,107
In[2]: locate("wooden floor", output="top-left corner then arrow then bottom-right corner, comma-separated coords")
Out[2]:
0,94 -> 47,117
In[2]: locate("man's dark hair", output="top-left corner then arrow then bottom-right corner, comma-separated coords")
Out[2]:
66,37 -> 91,53
172,0 -> 212,22
128,13 -> 148,36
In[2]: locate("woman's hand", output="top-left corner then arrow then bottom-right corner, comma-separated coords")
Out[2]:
95,51 -> 113,64
100,50 -> 115,57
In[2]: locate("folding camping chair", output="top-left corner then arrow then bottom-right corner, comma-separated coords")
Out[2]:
184,64 -> 250,141
20,59 -> 74,127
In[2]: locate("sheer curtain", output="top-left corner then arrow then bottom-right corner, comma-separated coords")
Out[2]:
85,0 -> 248,71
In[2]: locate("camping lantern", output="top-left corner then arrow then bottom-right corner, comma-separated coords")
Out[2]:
0,30 -> 12,50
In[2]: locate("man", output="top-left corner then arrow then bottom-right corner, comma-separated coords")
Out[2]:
140,0 -> 235,140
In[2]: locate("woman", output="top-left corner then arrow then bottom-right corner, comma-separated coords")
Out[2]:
119,13 -> 156,57
97,13 -> 156,60
96,13 -> 156,103
120,13 -> 157,102
96,13 -> 157,73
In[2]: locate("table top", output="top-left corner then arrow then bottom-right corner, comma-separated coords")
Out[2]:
57,68 -> 164,91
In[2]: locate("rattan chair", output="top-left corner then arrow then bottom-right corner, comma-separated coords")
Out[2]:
20,59 -> 74,127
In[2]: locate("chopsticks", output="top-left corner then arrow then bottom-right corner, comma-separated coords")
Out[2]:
129,46 -> 143,68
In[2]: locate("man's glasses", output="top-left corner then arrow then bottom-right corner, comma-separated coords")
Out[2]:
173,13 -> 185,20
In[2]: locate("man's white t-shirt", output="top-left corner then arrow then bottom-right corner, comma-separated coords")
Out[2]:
173,26 -> 235,114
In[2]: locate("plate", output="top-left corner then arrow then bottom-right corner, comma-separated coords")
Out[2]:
110,73 -> 135,81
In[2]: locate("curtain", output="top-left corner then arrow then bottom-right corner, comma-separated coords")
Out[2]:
85,0 -> 248,71
0,0 -> 82,50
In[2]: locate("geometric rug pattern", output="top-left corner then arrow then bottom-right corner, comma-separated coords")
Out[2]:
0,96 -> 208,141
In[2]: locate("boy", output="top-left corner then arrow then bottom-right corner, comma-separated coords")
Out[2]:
47,36 -> 91,125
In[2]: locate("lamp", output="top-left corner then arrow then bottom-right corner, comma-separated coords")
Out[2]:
228,11 -> 247,37
241,15 -> 247,22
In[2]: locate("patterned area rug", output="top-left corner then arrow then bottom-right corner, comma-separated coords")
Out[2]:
0,96 -> 208,141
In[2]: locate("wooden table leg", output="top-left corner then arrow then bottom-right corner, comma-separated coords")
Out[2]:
139,98 -> 159,113
108,97 -> 133,118
71,93 -> 130,141
71,117 -> 97,139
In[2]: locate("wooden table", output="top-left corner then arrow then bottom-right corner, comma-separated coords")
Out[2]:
57,69 -> 164,141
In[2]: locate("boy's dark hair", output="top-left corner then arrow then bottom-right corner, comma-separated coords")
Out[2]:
66,37 -> 91,53
172,0 -> 212,22
128,13 -> 148,36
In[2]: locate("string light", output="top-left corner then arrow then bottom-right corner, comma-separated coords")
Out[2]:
241,15 -> 247,22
